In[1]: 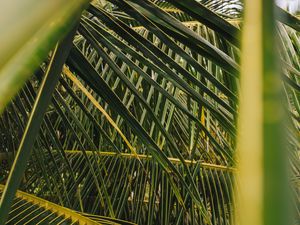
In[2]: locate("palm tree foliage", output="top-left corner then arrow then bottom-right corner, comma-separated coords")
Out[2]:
0,0 -> 299,224
0,184 -> 134,225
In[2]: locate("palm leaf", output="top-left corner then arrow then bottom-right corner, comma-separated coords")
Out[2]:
0,184 -> 134,225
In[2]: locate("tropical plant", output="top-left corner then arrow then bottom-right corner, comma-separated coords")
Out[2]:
0,0 -> 299,225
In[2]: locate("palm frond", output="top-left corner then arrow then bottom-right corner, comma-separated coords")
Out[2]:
0,184 -> 134,225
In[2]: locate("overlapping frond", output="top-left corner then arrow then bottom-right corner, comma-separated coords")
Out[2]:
0,185 -> 134,225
